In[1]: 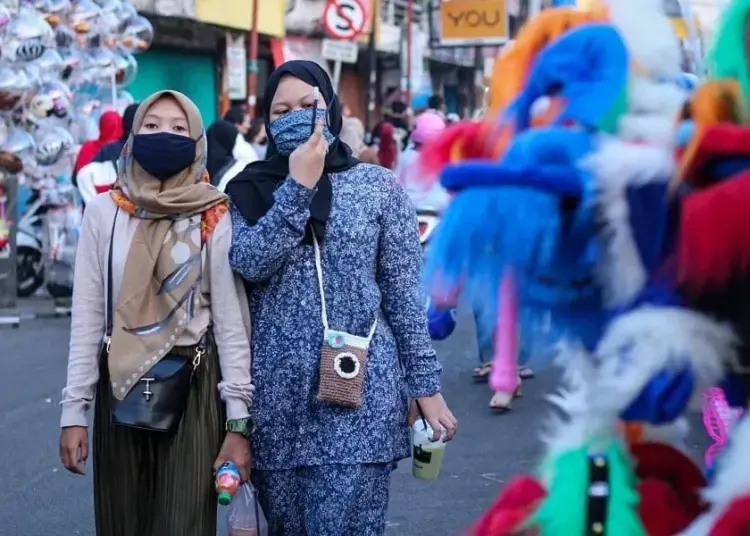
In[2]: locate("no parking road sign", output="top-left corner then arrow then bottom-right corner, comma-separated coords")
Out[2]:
323,0 -> 367,41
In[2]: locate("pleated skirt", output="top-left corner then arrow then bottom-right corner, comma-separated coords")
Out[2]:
93,332 -> 225,536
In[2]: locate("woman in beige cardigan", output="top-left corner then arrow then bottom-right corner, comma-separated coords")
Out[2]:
59,90 -> 253,536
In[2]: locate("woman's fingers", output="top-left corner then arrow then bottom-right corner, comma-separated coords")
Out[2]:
426,418 -> 443,441
440,414 -> 458,441
80,436 -> 89,463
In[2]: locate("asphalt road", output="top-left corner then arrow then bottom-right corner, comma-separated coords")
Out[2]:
0,306 -> 710,536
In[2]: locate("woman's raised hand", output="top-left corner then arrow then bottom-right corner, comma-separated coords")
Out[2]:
289,121 -> 328,189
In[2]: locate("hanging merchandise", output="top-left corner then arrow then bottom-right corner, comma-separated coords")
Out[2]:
416,0 -> 750,533
0,0 -> 152,306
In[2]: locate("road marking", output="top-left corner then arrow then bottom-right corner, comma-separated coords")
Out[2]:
481,472 -> 505,483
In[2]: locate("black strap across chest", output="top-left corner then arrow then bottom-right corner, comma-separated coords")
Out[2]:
105,208 -> 119,340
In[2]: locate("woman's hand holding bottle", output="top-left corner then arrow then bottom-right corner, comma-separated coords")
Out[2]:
289,122 -> 327,189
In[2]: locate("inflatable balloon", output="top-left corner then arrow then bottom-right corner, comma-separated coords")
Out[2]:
0,0 -> 148,300
27,79 -> 73,121
0,65 -> 33,112
32,125 -> 74,167
2,6 -> 56,63
120,15 -> 152,53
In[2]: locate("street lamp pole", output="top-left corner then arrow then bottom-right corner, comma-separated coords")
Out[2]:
406,0 -> 414,108
247,0 -> 260,118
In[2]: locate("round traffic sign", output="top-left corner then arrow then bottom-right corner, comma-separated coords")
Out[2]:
323,0 -> 366,41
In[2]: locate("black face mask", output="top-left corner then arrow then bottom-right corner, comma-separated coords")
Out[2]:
132,132 -> 198,181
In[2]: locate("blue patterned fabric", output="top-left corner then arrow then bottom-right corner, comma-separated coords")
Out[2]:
252,463 -> 393,536
229,163 -> 442,471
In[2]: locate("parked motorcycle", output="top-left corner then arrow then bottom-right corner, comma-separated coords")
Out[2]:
16,186 -> 46,297
16,178 -> 79,298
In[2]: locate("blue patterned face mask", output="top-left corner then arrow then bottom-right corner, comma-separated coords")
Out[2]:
269,108 -> 336,156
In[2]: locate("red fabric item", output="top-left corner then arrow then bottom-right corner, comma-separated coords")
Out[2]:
419,121 -> 494,180
631,443 -> 707,535
468,476 -> 546,536
709,495 -> 750,535
682,124 -> 750,187
677,170 -> 750,291
638,480 -> 702,536
73,110 -> 123,175
377,123 -> 398,170
94,184 -> 114,194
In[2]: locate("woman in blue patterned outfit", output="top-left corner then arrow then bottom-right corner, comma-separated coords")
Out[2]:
225,61 -> 458,535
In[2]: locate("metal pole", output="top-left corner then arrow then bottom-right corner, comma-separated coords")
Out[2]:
332,60 -> 343,91
247,0 -> 260,118
365,7 -> 377,136
406,0 -> 414,108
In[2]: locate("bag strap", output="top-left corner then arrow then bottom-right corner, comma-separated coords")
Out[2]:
105,207 -> 120,353
312,233 -> 377,341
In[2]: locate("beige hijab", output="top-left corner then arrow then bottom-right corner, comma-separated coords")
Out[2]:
340,117 -> 366,157
108,90 -> 227,399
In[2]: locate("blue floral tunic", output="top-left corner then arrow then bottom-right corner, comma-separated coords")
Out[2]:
229,162 -> 441,474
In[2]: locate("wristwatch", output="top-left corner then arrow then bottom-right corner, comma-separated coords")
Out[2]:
226,418 -> 254,438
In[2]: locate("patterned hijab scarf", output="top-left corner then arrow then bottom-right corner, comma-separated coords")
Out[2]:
108,90 -> 227,399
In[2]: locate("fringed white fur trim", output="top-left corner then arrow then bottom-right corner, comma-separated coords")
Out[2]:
606,0 -> 681,79
619,78 -> 686,145
592,306 -> 739,416
582,137 -> 674,308
628,78 -> 686,116
680,415 -> 750,535
541,343 -> 618,459
618,115 -> 680,146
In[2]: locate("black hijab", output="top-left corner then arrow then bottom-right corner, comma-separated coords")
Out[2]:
225,60 -> 359,244
206,119 -> 239,183
121,103 -> 139,141
223,106 -> 245,126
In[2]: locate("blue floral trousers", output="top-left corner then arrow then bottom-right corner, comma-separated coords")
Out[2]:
252,463 -> 393,536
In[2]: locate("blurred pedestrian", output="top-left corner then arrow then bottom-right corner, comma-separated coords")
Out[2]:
92,103 -> 139,165
206,119 -> 257,191
372,100 -> 411,149
246,117 -> 268,160
224,105 -> 250,135
339,116 -> 366,157
60,90 -> 253,536
377,122 -> 399,170
395,111 -> 448,210
427,95 -> 447,119
72,110 -> 122,187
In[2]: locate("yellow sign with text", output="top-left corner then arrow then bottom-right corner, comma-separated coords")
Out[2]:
440,0 -> 509,46
195,0 -> 285,37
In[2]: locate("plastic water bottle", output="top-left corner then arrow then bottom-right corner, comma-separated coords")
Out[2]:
216,462 -> 242,506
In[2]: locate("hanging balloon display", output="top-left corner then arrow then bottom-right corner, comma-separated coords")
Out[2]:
0,0 -> 152,301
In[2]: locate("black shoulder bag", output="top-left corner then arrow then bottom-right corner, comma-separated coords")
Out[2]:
105,208 -> 205,435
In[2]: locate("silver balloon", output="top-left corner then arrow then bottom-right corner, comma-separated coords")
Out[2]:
119,14 -> 152,53
112,46 -> 136,87
82,44 -> 116,84
27,47 -> 64,79
33,124 -> 74,166
0,64 -> 33,112
22,0 -> 73,29
27,79 -> 72,120
0,124 -> 35,155
66,0 -> 102,47
2,6 -> 56,63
